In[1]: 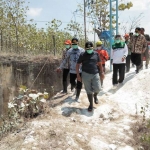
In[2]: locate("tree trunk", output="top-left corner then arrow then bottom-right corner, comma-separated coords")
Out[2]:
0,30 -> 3,51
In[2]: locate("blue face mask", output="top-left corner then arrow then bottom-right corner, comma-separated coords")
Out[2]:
86,49 -> 93,54
72,44 -> 78,49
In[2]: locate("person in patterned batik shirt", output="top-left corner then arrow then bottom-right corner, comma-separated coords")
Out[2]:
57,40 -> 71,94
128,27 -> 147,74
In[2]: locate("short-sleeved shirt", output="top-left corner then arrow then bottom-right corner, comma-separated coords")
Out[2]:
77,51 -> 101,74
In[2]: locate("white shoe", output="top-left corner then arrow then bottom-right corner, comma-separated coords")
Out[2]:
112,84 -> 118,89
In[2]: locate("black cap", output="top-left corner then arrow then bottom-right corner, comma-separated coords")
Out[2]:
85,41 -> 93,49
71,37 -> 79,43
135,27 -> 141,31
141,27 -> 145,31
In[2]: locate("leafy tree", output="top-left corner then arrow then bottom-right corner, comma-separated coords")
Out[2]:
0,0 -> 86,55
77,0 -> 133,29
2,0 -> 29,52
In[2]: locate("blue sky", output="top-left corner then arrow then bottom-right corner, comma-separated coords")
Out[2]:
26,0 -> 150,40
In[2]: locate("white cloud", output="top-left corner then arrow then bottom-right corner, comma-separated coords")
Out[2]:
129,0 -> 150,11
27,8 -> 43,17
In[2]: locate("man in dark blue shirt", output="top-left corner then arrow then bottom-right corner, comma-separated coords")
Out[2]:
76,41 -> 104,112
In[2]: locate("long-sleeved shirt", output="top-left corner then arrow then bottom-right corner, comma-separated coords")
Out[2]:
128,34 -> 147,54
95,49 -> 109,65
60,46 -> 85,74
111,43 -> 128,64
61,49 -> 70,69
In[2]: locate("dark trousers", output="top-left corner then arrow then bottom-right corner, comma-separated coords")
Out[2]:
62,69 -> 69,92
113,64 -> 125,85
141,48 -> 149,66
63,69 -> 69,82
126,55 -> 131,72
131,53 -> 141,66
70,73 -> 82,89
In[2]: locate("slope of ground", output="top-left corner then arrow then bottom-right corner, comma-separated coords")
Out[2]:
0,62 -> 150,150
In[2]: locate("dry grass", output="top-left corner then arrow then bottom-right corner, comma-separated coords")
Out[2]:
0,52 -> 61,63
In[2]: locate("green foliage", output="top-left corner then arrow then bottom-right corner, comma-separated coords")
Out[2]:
77,0 -> 133,30
0,85 -> 49,139
0,0 -> 85,55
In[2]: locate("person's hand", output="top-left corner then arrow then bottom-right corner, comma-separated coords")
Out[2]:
77,75 -> 82,82
122,57 -> 125,62
56,68 -> 62,73
100,73 -> 105,80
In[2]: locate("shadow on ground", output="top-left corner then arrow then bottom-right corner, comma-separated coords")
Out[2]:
61,106 -> 94,117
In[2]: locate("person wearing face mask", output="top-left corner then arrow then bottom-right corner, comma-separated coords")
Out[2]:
95,40 -> 109,87
128,27 -> 147,73
140,28 -> 150,69
124,34 -> 131,72
76,41 -> 104,111
111,35 -> 128,87
57,37 -> 85,101
56,39 -> 71,93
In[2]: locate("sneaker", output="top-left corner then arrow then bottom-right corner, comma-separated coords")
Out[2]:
112,84 -> 118,89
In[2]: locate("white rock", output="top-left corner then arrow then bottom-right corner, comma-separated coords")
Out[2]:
88,138 -> 109,150
109,144 -> 117,150
77,134 -> 82,138
117,146 -> 134,150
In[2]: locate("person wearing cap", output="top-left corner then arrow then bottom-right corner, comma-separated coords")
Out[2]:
140,28 -> 150,69
58,37 -> 85,101
56,39 -> 71,93
76,41 -> 104,112
111,35 -> 128,87
124,33 -> 131,72
128,27 -> 147,73
95,40 -> 109,87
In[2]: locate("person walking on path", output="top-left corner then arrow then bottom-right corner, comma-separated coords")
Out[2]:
124,34 -> 131,72
95,40 -> 109,87
111,35 -> 128,87
76,41 -> 104,112
140,28 -> 150,69
128,27 -> 147,73
56,40 -> 71,94
57,37 -> 85,101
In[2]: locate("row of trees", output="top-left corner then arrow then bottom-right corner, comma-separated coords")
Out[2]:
0,0 -> 134,55
0,0 -> 86,55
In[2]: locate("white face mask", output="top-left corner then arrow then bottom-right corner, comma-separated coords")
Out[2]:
97,46 -> 102,50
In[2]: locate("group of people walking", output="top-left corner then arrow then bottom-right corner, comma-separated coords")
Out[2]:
56,27 -> 150,112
